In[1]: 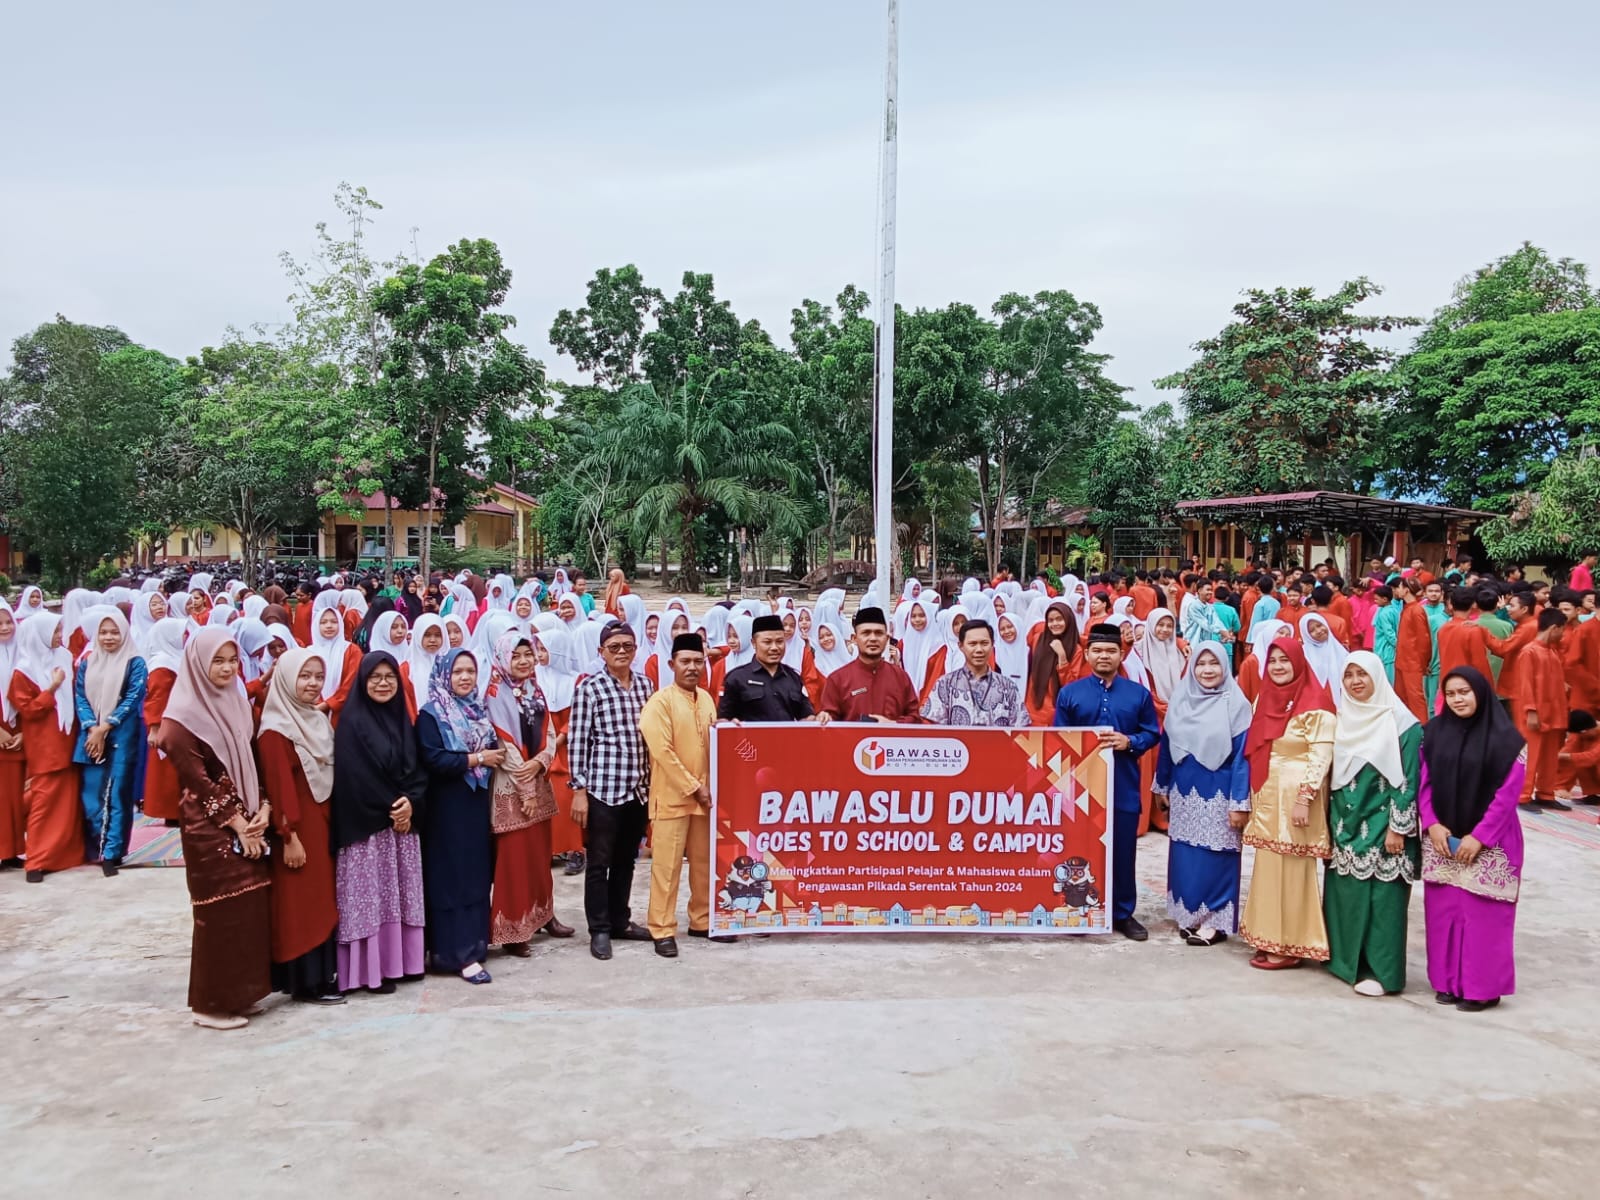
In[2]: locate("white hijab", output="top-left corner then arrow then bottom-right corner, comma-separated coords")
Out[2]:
1332,649 -> 1418,790
808,603 -> 854,676
654,611 -> 693,684
15,614 -> 74,732
727,615 -> 756,670
310,590 -> 352,700
143,617 -> 188,677
1247,618 -> 1292,664
1137,610 -> 1185,703
407,614 -> 448,690
0,599 -> 17,724
1299,612 -> 1350,704
993,613 -> 1029,687
15,586 -> 46,621
369,610 -> 410,658
80,606 -> 141,724
130,590 -> 167,651
535,626 -> 581,712
897,597 -> 941,692
1104,613 -> 1148,687
61,589 -> 100,643
487,574 -> 515,612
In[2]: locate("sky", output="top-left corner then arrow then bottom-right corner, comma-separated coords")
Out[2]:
4,1 -> 1598,409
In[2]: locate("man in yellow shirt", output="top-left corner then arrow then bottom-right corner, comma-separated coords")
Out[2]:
639,632 -> 717,957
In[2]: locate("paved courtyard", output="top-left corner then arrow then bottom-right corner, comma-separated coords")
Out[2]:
3,806 -> 1596,1198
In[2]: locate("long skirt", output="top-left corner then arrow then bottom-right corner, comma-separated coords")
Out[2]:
1424,882 -> 1516,1002
1324,872 -> 1410,992
142,748 -> 181,821
0,758 -> 25,860
1240,848 -> 1330,961
24,769 -> 82,873
189,885 -> 273,1015
1166,841 -> 1241,935
272,933 -> 340,999
81,753 -> 138,863
336,828 -> 426,991
491,820 -> 555,945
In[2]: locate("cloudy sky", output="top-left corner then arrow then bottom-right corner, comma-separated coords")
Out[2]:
5,1 -> 1597,408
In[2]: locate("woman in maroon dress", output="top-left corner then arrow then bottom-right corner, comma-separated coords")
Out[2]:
484,631 -> 574,954
158,626 -> 273,1030
259,646 -> 343,1004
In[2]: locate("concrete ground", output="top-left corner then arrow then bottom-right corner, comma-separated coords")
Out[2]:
3,807 -> 1596,1199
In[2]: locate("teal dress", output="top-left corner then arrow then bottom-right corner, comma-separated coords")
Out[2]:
1422,602 -> 1450,711
1323,723 -> 1422,993
1372,604 -> 1400,682
73,657 -> 149,865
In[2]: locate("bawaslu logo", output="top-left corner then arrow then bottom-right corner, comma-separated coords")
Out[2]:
854,737 -> 969,776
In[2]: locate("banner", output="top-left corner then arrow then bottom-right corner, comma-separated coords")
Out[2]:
709,724 -> 1113,935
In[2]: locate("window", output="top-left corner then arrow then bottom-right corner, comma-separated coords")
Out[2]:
406,524 -> 457,556
360,525 -> 388,557
276,526 -> 319,557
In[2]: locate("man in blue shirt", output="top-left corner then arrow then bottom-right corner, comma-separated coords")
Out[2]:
1054,623 -> 1161,941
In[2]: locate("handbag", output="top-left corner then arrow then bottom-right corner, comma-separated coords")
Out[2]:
1420,839 -> 1519,903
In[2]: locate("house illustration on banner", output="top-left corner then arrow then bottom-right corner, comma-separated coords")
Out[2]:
1029,904 -> 1052,928
887,903 -> 910,927
808,904 -> 824,927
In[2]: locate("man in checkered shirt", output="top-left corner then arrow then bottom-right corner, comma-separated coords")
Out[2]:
568,621 -> 656,960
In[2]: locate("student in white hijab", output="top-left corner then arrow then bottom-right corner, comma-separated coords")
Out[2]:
130,589 -> 170,651
73,605 -> 148,872
14,585 -> 46,622
486,574 -> 516,613
404,614 -> 448,707
808,603 -> 854,678
1138,610 -> 1186,706
1299,611 -> 1350,704
726,614 -> 756,671
649,610 -> 694,688
61,589 -> 100,652
1104,612 -> 1149,687
993,612 -> 1030,689
310,590 -> 356,704
242,595 -> 269,621
897,597 -> 940,693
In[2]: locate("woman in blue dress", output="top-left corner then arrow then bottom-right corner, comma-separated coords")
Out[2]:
1156,639 -> 1253,945
73,605 -> 148,874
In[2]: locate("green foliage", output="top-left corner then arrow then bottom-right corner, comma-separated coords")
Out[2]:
1388,244 -> 1600,508
1157,279 -> 1417,497
1061,533 -> 1105,576
372,238 -> 542,579
87,562 -> 120,590
426,537 -> 517,577
1479,451 -> 1600,564
0,317 -> 143,585
1078,409 -> 1182,528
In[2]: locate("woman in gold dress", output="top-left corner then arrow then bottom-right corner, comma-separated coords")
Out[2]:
1241,639 -> 1337,969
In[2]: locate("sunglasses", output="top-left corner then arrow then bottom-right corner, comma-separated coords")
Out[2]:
604,642 -> 637,653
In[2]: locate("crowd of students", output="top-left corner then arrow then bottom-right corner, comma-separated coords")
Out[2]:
0,550 -> 1586,1027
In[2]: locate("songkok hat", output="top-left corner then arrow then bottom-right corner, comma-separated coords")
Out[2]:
1086,623 -> 1122,646
853,606 -> 887,628
672,632 -> 705,655
751,614 -> 784,635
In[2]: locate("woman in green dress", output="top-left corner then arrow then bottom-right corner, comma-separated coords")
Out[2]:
1324,650 -> 1421,996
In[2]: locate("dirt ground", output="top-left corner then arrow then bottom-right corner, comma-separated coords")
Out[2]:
3,802 -> 1596,1199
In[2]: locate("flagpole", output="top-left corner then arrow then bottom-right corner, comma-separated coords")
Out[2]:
873,0 -> 899,607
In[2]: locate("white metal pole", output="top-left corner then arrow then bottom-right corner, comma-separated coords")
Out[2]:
873,0 -> 899,608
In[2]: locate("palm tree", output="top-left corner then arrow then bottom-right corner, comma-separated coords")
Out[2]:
586,379 -> 807,591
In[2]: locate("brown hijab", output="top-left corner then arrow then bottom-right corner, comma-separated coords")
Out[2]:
163,626 -> 262,813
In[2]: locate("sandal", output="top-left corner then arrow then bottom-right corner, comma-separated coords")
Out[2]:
193,1012 -> 248,1030
462,969 -> 492,986
1250,954 -> 1303,971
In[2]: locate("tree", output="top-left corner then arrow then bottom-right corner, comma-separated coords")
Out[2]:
1157,279 -> 1418,498
790,286 -> 874,580
1479,449 -> 1600,565
372,238 -> 541,581
0,318 -> 141,585
1078,407 -> 1182,529
1387,245 -> 1600,508
548,265 -> 659,388
181,342 -> 350,585
101,345 -> 193,565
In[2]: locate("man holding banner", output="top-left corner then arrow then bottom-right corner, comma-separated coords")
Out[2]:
920,620 -> 1024,728
1054,623 -> 1160,941
819,607 -> 920,723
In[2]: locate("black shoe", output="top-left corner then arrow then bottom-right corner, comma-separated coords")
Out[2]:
101,860 -> 120,877
563,851 -> 586,876
372,980 -> 398,995
654,937 -> 679,958
1456,997 -> 1501,1012
617,921 -> 653,942
1546,798 -> 1572,811
590,933 -> 613,961
687,927 -> 710,939
0,857 -> 22,869
1113,917 -> 1148,942
297,992 -> 347,1006
1434,990 -> 1460,1005
25,870 -> 44,883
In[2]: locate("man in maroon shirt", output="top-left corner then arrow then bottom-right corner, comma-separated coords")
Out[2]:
819,608 -> 921,723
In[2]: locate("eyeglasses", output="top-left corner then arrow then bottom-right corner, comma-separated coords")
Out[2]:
604,642 -> 637,653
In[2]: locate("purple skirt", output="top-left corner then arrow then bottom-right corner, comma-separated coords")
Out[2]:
1424,881 -> 1516,1002
336,827 -> 425,990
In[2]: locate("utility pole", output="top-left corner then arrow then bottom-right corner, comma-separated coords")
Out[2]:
872,0 -> 900,609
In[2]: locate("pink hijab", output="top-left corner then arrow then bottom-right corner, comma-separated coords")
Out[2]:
163,626 -> 262,814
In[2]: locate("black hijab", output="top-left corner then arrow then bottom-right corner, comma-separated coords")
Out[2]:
331,651 -> 428,848
1421,667 -> 1525,834
353,596 -> 396,652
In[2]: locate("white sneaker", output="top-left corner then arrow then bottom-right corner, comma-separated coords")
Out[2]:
1353,979 -> 1386,997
